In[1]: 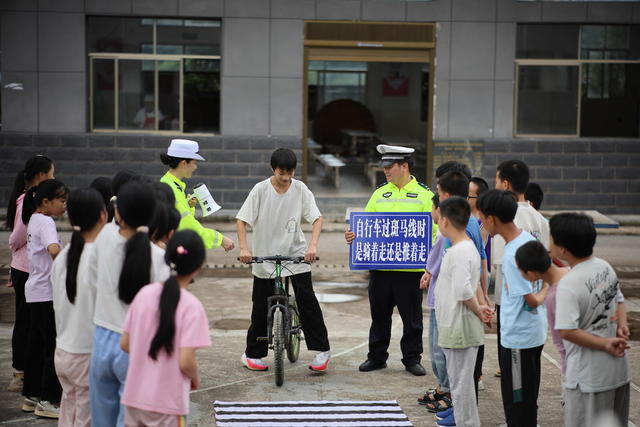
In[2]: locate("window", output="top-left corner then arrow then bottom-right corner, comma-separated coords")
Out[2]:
515,24 -> 640,137
87,17 -> 221,134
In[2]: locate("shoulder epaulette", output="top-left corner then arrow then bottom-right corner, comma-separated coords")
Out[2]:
417,182 -> 432,191
376,181 -> 389,190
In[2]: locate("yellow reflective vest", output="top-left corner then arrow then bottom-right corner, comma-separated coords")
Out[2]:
160,171 -> 223,249
364,176 -> 435,272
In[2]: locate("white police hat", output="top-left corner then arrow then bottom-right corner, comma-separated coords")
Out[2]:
167,139 -> 205,161
377,144 -> 414,167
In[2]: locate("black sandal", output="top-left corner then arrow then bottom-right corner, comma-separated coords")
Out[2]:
417,388 -> 446,405
425,395 -> 452,413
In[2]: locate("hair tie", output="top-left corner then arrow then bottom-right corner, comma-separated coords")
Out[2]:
136,225 -> 149,233
170,262 -> 178,276
72,225 -> 81,231
110,196 -> 117,203
176,246 -> 188,255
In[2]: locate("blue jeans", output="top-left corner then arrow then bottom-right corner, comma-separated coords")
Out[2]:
90,326 -> 129,427
428,309 -> 450,392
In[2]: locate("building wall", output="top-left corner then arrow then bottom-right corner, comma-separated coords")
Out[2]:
2,0 -> 640,211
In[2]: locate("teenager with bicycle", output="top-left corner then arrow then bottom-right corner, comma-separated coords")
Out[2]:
236,148 -> 331,372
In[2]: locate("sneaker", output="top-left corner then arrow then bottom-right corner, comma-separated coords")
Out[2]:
35,401 -> 59,419
7,371 -> 24,392
478,379 -> 486,391
494,370 -> 501,378
436,407 -> 453,421
309,351 -> 331,372
241,353 -> 268,371
436,412 -> 456,426
21,396 -> 39,412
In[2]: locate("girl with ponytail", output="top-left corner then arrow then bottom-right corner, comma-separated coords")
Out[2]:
22,179 -> 68,419
51,188 -> 106,427
89,180 -> 170,427
120,230 -> 210,425
5,155 -> 54,392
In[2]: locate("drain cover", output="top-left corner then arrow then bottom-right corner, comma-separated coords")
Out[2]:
212,318 -> 251,330
316,293 -> 362,303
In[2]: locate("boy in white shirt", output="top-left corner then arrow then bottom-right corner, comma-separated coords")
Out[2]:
434,196 -> 493,427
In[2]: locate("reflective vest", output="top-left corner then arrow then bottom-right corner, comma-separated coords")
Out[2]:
160,171 -> 223,249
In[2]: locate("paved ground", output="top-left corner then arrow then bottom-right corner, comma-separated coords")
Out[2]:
0,229 -> 638,426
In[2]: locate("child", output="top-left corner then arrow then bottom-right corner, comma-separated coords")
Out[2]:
524,182 -> 544,211
51,188 -> 107,426
89,181 -> 170,427
418,194 -> 450,407
477,189 -> 548,427
121,230 -> 211,425
22,179 -> 68,418
237,148 -> 331,372
551,213 -> 630,427
434,196 -> 492,427
5,155 -> 54,392
515,240 -> 569,374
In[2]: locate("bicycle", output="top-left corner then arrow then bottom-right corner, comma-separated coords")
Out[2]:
243,255 -> 315,386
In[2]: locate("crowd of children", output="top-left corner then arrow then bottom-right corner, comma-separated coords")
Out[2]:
4,145 -> 632,427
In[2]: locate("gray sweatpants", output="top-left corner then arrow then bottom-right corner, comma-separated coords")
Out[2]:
442,346 -> 480,427
564,383 -> 630,427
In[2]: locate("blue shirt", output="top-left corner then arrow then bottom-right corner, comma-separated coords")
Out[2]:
444,216 -> 487,260
500,231 -> 548,349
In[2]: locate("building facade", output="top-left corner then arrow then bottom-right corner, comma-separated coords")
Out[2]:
1,0 -> 639,213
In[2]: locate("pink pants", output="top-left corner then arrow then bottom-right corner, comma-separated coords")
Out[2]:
54,348 -> 91,427
125,406 -> 187,427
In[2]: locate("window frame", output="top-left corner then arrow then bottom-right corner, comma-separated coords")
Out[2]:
513,24 -> 640,138
87,18 -> 221,135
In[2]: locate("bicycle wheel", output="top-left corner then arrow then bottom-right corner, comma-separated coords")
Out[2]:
273,308 -> 285,386
287,299 -> 301,363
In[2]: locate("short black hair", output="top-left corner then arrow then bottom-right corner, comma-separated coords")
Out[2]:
431,192 -> 440,209
470,177 -> 489,196
438,171 -> 470,198
515,240 -> 551,274
476,189 -> 517,223
497,160 -> 529,194
270,148 -> 297,171
549,213 -> 596,258
439,196 -> 470,230
435,161 -> 472,180
525,182 -> 544,211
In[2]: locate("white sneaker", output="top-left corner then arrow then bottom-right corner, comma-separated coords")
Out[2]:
309,351 -> 331,372
241,353 -> 268,371
7,371 -> 24,392
35,401 -> 59,419
478,379 -> 485,391
21,396 -> 39,412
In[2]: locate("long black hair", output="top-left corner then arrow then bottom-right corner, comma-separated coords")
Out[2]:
148,230 -> 205,360
65,188 -> 105,303
116,181 -> 157,304
6,155 -> 53,229
90,177 -> 114,222
21,179 -> 68,225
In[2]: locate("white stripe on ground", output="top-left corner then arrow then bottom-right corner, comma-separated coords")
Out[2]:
215,422 -> 412,427
215,406 -> 405,413
214,400 -> 400,406
216,413 -> 410,420
192,340 -> 369,394
0,417 -> 37,425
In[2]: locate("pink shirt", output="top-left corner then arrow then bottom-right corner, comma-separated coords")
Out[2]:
122,283 -> 211,415
545,283 -> 566,374
9,194 -> 28,272
25,213 -> 61,303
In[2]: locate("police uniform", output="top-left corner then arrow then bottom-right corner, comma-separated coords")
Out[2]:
159,139 -> 224,249
362,145 -> 434,372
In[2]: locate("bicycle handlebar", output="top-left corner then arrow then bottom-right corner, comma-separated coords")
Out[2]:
237,255 -> 319,264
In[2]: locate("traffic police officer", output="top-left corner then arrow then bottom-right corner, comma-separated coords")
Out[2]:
160,139 -> 235,251
345,144 -> 434,376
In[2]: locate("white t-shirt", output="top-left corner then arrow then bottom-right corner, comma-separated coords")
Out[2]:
90,222 -> 170,334
493,202 -> 549,303
236,178 -> 322,279
25,213 -> 61,303
435,239 -> 483,349
51,243 -> 97,353
555,257 -> 630,392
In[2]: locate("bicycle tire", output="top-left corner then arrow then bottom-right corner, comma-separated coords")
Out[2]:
273,308 -> 285,386
287,300 -> 301,363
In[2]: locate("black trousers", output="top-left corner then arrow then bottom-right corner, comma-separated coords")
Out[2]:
474,344 -> 485,402
10,268 -> 29,372
367,271 -> 423,366
245,272 -> 330,358
496,304 -> 503,369
23,301 -> 62,403
499,344 -> 543,427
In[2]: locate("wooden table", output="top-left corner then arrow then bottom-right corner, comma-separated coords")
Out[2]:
341,129 -> 378,156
